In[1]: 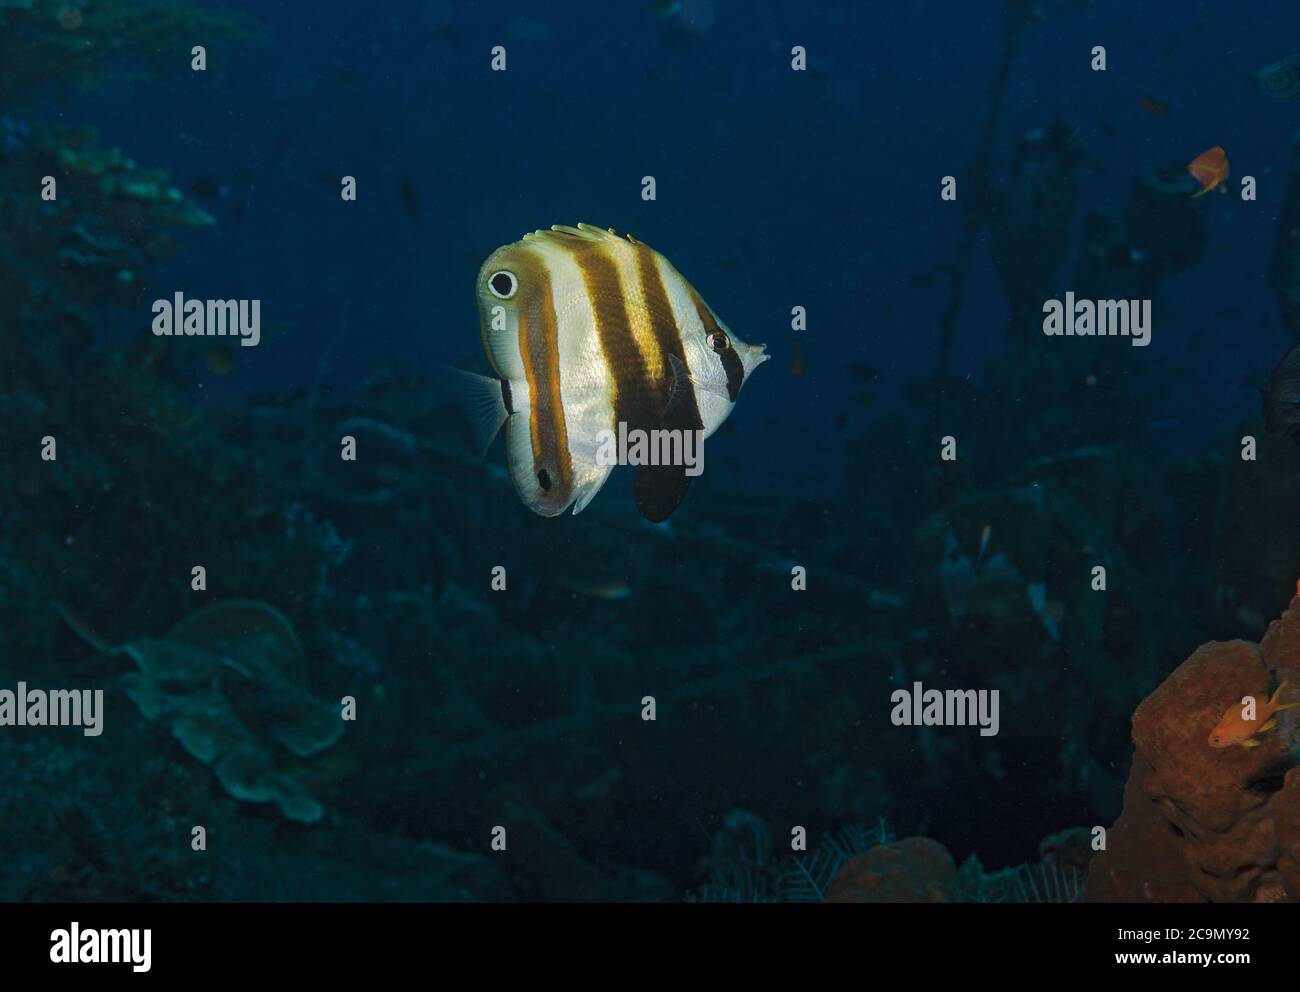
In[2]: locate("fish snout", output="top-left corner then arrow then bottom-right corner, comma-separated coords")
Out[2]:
742,343 -> 770,376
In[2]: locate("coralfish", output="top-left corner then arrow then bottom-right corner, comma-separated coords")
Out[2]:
450,224 -> 768,521
1188,146 -> 1229,197
1208,681 -> 1300,748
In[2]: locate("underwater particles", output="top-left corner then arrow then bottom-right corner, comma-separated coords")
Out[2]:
1208,682 -> 1299,749
1187,146 -> 1229,198
451,224 -> 767,521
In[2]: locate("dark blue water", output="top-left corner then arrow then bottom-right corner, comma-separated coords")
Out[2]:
7,0 -> 1300,904
70,0 -> 1298,490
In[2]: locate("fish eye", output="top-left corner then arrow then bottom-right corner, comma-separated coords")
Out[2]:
488,270 -> 518,300
709,331 -> 730,352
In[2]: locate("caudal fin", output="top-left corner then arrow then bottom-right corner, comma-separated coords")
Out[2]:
441,366 -> 510,455
1270,680 -> 1300,712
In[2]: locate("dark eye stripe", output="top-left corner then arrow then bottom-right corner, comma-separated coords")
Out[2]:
718,346 -> 743,402
689,289 -> 742,402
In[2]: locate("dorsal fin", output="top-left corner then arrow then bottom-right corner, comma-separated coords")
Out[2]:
523,223 -> 641,250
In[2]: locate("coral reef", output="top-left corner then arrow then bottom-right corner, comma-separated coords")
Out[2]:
826,837 -> 958,903
8,0 -> 1300,904
0,0 -> 250,104
687,814 -> 1089,904
100,600 -> 346,824
1087,593 -> 1300,902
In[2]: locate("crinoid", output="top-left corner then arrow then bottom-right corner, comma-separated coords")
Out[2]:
781,819 -> 894,902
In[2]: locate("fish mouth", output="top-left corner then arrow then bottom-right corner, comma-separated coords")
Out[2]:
742,343 -> 770,375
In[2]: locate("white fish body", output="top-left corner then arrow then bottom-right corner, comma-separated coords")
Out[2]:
452,224 -> 768,521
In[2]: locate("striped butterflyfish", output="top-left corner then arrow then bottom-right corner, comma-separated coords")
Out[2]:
451,224 -> 768,522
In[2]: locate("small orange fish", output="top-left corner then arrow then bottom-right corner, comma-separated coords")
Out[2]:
1138,95 -> 1168,117
1188,146 -> 1229,198
1208,681 -> 1300,749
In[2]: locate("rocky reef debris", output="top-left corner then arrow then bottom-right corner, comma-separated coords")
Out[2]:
61,599 -> 347,824
1088,590 -> 1300,901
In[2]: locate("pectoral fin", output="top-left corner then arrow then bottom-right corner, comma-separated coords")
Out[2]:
668,352 -> 728,400
665,354 -> 694,422
1240,738 -> 1262,748
443,366 -> 510,455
